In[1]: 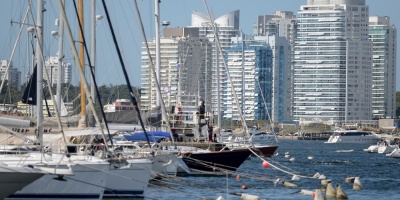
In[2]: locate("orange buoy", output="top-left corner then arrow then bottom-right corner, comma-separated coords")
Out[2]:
236,175 -> 241,181
262,161 -> 270,168
241,185 -> 248,189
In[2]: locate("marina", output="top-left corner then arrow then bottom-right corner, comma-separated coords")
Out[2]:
0,0 -> 400,199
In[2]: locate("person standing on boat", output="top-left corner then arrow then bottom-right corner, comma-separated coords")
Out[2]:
208,124 -> 213,142
198,100 -> 206,126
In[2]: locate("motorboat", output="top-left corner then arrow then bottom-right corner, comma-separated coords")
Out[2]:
325,130 -> 380,144
220,129 -> 279,157
386,147 -> 400,158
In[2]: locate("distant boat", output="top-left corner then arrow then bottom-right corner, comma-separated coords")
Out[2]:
335,149 -> 354,153
325,130 -> 380,144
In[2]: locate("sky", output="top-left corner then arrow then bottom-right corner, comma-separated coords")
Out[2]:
0,0 -> 399,90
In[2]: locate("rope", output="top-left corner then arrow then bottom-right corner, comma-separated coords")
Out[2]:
248,148 -> 316,179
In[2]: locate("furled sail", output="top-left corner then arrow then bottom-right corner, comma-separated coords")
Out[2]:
21,65 -> 37,105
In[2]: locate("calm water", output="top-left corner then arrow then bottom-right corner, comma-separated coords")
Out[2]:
139,140 -> 400,200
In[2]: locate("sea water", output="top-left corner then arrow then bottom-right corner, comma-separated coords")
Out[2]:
131,140 -> 400,200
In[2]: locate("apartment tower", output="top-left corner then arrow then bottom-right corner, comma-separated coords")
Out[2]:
293,0 -> 373,124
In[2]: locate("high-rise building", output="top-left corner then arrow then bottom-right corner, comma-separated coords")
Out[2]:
293,0 -> 373,124
254,11 -> 297,122
224,38 -> 272,121
225,35 -> 291,122
369,16 -> 397,119
254,11 -> 297,43
44,56 -> 72,87
191,10 -> 240,117
140,28 -> 212,112
0,60 -> 21,91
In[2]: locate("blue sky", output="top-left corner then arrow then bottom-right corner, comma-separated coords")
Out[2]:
0,0 -> 399,89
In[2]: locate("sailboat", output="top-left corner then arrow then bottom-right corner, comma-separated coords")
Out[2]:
0,165 -> 46,199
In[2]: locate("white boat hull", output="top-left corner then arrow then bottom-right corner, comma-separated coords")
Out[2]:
378,146 -> 396,154
386,148 -> 400,158
363,145 -> 379,153
6,163 -> 108,200
325,135 -> 380,144
0,166 -> 45,199
1,153 -> 109,200
104,158 -> 152,198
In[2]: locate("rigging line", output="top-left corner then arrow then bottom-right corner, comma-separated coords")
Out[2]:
202,0 -> 249,136
28,0 -> 69,150
101,0 -> 151,148
132,0 -> 176,145
248,147 -> 315,179
57,0 -> 109,152
0,7 -> 30,98
256,75 -> 279,143
71,0 -> 113,147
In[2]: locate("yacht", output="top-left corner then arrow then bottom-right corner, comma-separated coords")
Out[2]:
325,130 -> 380,144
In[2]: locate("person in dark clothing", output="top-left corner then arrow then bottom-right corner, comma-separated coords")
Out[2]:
208,124 -> 213,142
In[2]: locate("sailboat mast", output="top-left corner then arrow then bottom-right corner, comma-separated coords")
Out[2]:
88,0 -> 96,127
155,0 -> 161,107
90,0 -> 96,103
56,0 -> 64,114
79,0 -> 86,123
241,31 -> 245,117
36,0 -> 44,148
216,26 -> 221,128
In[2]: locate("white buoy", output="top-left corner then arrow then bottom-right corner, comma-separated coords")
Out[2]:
313,172 -> 321,178
336,185 -> 348,199
285,154 -> 291,158
289,157 -> 295,161
318,174 -> 326,180
308,156 -> 314,160
274,178 -> 280,186
291,175 -> 300,181
300,189 -> 314,196
321,179 -> 329,186
314,188 -> 326,200
241,193 -> 260,200
283,181 -> 298,187
285,151 -> 290,155
326,183 -> 336,198
353,176 -> 363,190
345,176 -> 355,183
216,196 -> 225,200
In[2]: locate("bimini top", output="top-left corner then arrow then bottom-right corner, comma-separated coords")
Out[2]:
123,131 -> 172,143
